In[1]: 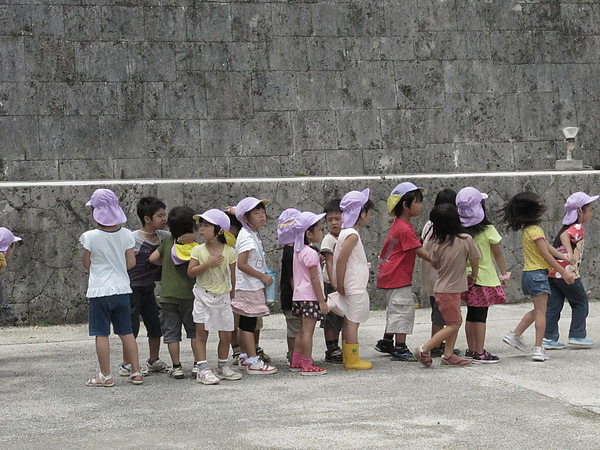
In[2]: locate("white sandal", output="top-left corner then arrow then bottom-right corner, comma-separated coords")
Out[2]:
86,372 -> 114,387
128,372 -> 143,385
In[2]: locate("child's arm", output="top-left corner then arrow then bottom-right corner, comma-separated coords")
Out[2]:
149,249 -> 162,265
229,262 -> 236,299
177,232 -> 196,245
323,252 -> 336,291
335,234 -> 358,296
547,241 -> 569,261
467,257 -> 479,288
491,243 -> 510,287
415,246 -> 431,263
559,231 -> 577,265
126,248 -> 136,270
188,253 -> 225,278
536,239 -> 575,285
81,248 -> 91,272
309,265 -> 329,315
238,250 -> 273,286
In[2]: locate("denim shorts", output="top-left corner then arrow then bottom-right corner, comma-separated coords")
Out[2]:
521,269 -> 551,297
89,294 -> 133,337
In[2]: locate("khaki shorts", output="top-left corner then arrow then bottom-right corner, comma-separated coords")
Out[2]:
283,309 -> 301,338
383,286 -> 415,334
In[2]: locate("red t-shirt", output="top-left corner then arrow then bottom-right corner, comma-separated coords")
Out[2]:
377,218 -> 422,289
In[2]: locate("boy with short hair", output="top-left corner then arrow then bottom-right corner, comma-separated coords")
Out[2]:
320,199 -> 344,364
149,206 -> 201,379
123,197 -> 170,376
376,182 -> 430,361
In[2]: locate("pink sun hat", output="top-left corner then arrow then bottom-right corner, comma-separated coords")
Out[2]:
340,188 -> 370,228
277,208 -> 301,246
563,192 -> 599,225
85,189 -> 128,227
290,211 -> 326,251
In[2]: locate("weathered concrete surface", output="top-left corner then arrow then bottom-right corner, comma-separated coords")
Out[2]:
1,1 -> 600,180
1,304 -> 599,449
2,171 -> 600,324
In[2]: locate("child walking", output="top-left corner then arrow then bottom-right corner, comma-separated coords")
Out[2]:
543,192 -> 598,349
232,197 -> 277,375
376,182 -> 430,362
414,203 -> 480,367
0,227 -> 21,322
456,187 -> 509,363
501,192 -> 575,362
320,199 -> 344,364
288,211 -> 330,375
188,209 -> 241,384
421,188 -> 457,357
327,189 -> 374,371
80,189 -> 143,386
277,208 -> 301,362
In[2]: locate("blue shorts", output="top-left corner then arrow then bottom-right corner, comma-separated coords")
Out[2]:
89,294 -> 133,337
521,269 -> 551,297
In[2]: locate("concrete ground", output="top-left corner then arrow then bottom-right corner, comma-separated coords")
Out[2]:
1,303 -> 600,449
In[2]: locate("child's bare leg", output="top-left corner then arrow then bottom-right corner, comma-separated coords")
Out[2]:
148,337 -> 161,361
167,341 -> 181,365
95,336 -> 111,376
120,333 -> 141,374
422,325 -> 460,354
342,319 -> 360,345
513,309 -> 536,338
287,336 -> 296,353
194,323 -> 208,362
218,331 -> 232,360
441,325 -> 461,358
254,330 -> 261,348
431,324 -> 443,337
298,317 -> 318,359
531,293 -> 548,347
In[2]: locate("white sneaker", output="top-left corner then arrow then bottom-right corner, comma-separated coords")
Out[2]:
215,364 -> 242,381
146,358 -> 168,373
246,359 -> 277,375
532,346 -> 549,362
197,368 -> 220,385
503,331 -> 527,352
168,365 -> 185,379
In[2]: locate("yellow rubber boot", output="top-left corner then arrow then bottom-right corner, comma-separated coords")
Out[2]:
342,341 -> 372,371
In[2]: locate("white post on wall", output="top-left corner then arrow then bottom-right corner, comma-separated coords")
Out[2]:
556,127 -> 583,170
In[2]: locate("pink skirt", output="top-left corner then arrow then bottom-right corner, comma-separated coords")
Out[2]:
232,289 -> 270,317
461,285 -> 507,307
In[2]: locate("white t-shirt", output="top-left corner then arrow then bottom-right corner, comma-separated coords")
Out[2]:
234,228 -> 266,291
321,232 -> 338,284
79,227 -> 135,298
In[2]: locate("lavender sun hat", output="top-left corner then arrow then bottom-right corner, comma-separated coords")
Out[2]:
193,208 -> 236,246
277,208 -> 301,246
456,187 -> 489,227
340,188 -> 370,228
290,211 -> 326,252
0,227 -> 21,254
562,192 -> 599,225
234,197 -> 269,231
85,189 -> 127,226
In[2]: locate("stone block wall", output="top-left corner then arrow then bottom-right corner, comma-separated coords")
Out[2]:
2,172 -> 600,325
1,1 -> 600,180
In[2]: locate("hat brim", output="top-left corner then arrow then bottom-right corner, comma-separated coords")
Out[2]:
92,206 -> 127,227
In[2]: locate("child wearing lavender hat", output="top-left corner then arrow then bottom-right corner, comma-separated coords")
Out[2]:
80,189 -> 143,387
544,191 -> 598,349
0,227 -> 21,321
327,189 -> 374,371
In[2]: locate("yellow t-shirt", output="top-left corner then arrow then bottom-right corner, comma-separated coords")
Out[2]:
522,225 -> 552,272
190,244 -> 237,295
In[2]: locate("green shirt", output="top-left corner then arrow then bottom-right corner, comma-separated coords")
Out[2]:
157,236 -> 195,304
467,225 -> 502,287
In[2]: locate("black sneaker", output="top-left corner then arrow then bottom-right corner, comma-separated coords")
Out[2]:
390,346 -> 418,362
256,347 -> 271,363
374,339 -> 395,354
430,346 -> 444,357
325,347 -> 343,364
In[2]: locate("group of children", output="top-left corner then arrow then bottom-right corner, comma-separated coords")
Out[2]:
74,182 -> 597,386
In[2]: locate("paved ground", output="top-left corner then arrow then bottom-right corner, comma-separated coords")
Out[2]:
1,303 -> 600,449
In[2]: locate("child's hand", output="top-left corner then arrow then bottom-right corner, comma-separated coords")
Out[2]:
567,253 -> 577,265
319,300 -> 329,315
207,254 -> 224,267
177,233 -> 196,245
261,273 -> 274,286
561,271 -> 576,285
501,278 -> 509,288
467,274 -> 477,288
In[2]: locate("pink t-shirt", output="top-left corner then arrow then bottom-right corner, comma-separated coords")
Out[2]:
377,218 -> 422,289
292,245 -> 324,302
